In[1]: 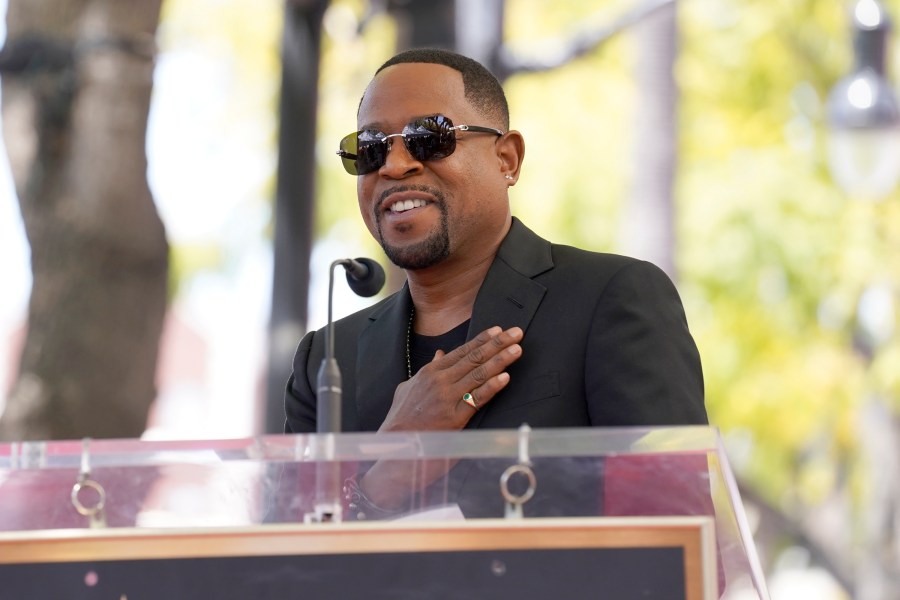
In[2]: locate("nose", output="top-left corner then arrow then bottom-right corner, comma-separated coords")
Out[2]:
378,134 -> 424,179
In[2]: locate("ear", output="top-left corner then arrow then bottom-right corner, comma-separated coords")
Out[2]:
496,130 -> 525,185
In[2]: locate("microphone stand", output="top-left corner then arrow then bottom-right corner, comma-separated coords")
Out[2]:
318,257 -> 384,433
307,260 -> 345,523
317,260 -> 344,434
306,258 -> 384,524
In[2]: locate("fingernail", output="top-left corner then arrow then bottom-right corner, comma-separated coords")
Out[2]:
508,344 -> 521,355
488,326 -> 502,336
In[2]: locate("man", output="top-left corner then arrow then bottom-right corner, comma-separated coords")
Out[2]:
285,48 -> 706,516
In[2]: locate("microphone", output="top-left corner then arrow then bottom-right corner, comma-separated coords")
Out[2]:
317,257 -> 386,434
343,257 -> 386,298
310,256 -> 385,523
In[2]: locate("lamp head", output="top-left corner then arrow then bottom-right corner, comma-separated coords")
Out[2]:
826,0 -> 900,199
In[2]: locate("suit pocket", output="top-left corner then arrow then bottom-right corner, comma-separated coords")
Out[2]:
495,371 -> 560,412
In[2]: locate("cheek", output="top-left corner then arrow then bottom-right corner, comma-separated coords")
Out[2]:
357,180 -> 378,234
452,160 -> 507,221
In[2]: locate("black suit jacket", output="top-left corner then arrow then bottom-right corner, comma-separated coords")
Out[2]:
286,218 -> 707,434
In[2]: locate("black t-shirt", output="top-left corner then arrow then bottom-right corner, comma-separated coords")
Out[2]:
408,320 -> 469,376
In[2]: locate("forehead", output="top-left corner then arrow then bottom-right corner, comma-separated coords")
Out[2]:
358,63 -> 475,129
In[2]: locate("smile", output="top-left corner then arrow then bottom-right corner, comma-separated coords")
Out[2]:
376,185 -> 442,220
388,198 -> 429,213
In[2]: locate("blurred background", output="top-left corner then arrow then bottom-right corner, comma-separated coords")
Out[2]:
1,0 -> 899,597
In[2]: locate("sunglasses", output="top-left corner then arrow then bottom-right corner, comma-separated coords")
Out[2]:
336,114 -> 503,176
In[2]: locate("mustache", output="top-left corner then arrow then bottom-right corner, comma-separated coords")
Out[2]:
375,184 -> 444,213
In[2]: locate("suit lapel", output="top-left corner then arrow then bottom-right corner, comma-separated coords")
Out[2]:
448,220 -> 554,504
355,287 -> 413,431
465,219 -> 553,429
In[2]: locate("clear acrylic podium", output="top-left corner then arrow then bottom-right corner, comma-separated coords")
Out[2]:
0,426 -> 769,599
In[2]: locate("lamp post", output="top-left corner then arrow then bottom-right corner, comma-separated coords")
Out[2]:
825,7 -> 900,600
827,0 -> 900,200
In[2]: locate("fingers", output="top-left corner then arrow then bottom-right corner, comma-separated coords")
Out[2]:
438,326 -> 523,376
430,326 -> 523,413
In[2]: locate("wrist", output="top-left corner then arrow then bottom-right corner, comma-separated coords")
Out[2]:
343,474 -> 402,520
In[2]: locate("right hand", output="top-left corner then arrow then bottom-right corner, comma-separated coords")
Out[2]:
379,325 -> 524,432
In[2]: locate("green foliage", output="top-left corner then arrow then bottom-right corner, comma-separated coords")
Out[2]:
677,0 -> 900,537
501,0 -> 636,249
168,243 -> 224,302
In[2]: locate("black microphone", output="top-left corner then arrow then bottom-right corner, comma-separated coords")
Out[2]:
344,257 -> 386,298
317,257 -> 386,434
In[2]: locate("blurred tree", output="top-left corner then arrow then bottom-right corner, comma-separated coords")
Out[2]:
676,0 -> 900,596
622,3 -> 677,278
0,0 -> 167,440
264,0 -> 328,434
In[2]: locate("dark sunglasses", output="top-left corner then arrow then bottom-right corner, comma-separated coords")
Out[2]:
336,114 -> 503,176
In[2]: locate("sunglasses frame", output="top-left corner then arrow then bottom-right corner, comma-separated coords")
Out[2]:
336,114 -> 503,176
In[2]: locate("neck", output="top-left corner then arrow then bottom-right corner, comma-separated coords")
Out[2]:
405,214 -> 512,336
406,252 -> 493,336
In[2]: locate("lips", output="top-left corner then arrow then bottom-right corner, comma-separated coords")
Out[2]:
377,186 -> 438,217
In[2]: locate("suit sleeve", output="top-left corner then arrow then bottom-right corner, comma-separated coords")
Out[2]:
284,330 -> 318,433
585,260 -> 707,426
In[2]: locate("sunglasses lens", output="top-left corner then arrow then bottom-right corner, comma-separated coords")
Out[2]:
338,132 -> 360,175
357,139 -> 388,175
339,131 -> 388,175
405,115 -> 456,161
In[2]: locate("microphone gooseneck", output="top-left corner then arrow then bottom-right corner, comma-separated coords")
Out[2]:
317,257 -> 386,434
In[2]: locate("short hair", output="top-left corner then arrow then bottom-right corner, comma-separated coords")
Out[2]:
373,48 -> 510,130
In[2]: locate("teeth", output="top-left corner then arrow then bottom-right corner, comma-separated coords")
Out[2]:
390,198 -> 427,213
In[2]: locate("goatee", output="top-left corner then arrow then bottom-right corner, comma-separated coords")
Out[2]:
375,186 -> 450,270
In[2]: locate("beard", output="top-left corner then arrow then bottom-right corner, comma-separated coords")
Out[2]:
375,186 -> 451,270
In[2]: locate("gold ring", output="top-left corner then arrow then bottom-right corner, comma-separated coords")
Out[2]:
462,392 -> 478,410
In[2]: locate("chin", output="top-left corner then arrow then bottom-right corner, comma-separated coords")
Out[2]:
382,236 -> 450,271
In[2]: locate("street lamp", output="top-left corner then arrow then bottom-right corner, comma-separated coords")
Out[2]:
827,0 -> 900,200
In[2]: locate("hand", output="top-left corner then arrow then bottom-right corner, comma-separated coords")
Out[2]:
360,325 -> 524,511
379,325 -> 524,432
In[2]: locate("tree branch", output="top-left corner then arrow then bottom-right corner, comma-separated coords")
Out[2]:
495,0 -> 675,79
736,477 -> 855,594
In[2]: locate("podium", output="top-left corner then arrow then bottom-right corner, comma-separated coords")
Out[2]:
0,426 -> 769,599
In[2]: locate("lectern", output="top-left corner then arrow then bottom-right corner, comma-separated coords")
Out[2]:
0,426 -> 769,599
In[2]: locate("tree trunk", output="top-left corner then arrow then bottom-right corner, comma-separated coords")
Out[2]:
390,0 -> 455,51
620,2 -> 678,280
263,0 -> 328,433
0,0 -> 167,441
856,398 -> 900,600
455,0 -> 505,76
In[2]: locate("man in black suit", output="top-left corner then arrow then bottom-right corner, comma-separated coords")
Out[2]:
285,48 -> 706,515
